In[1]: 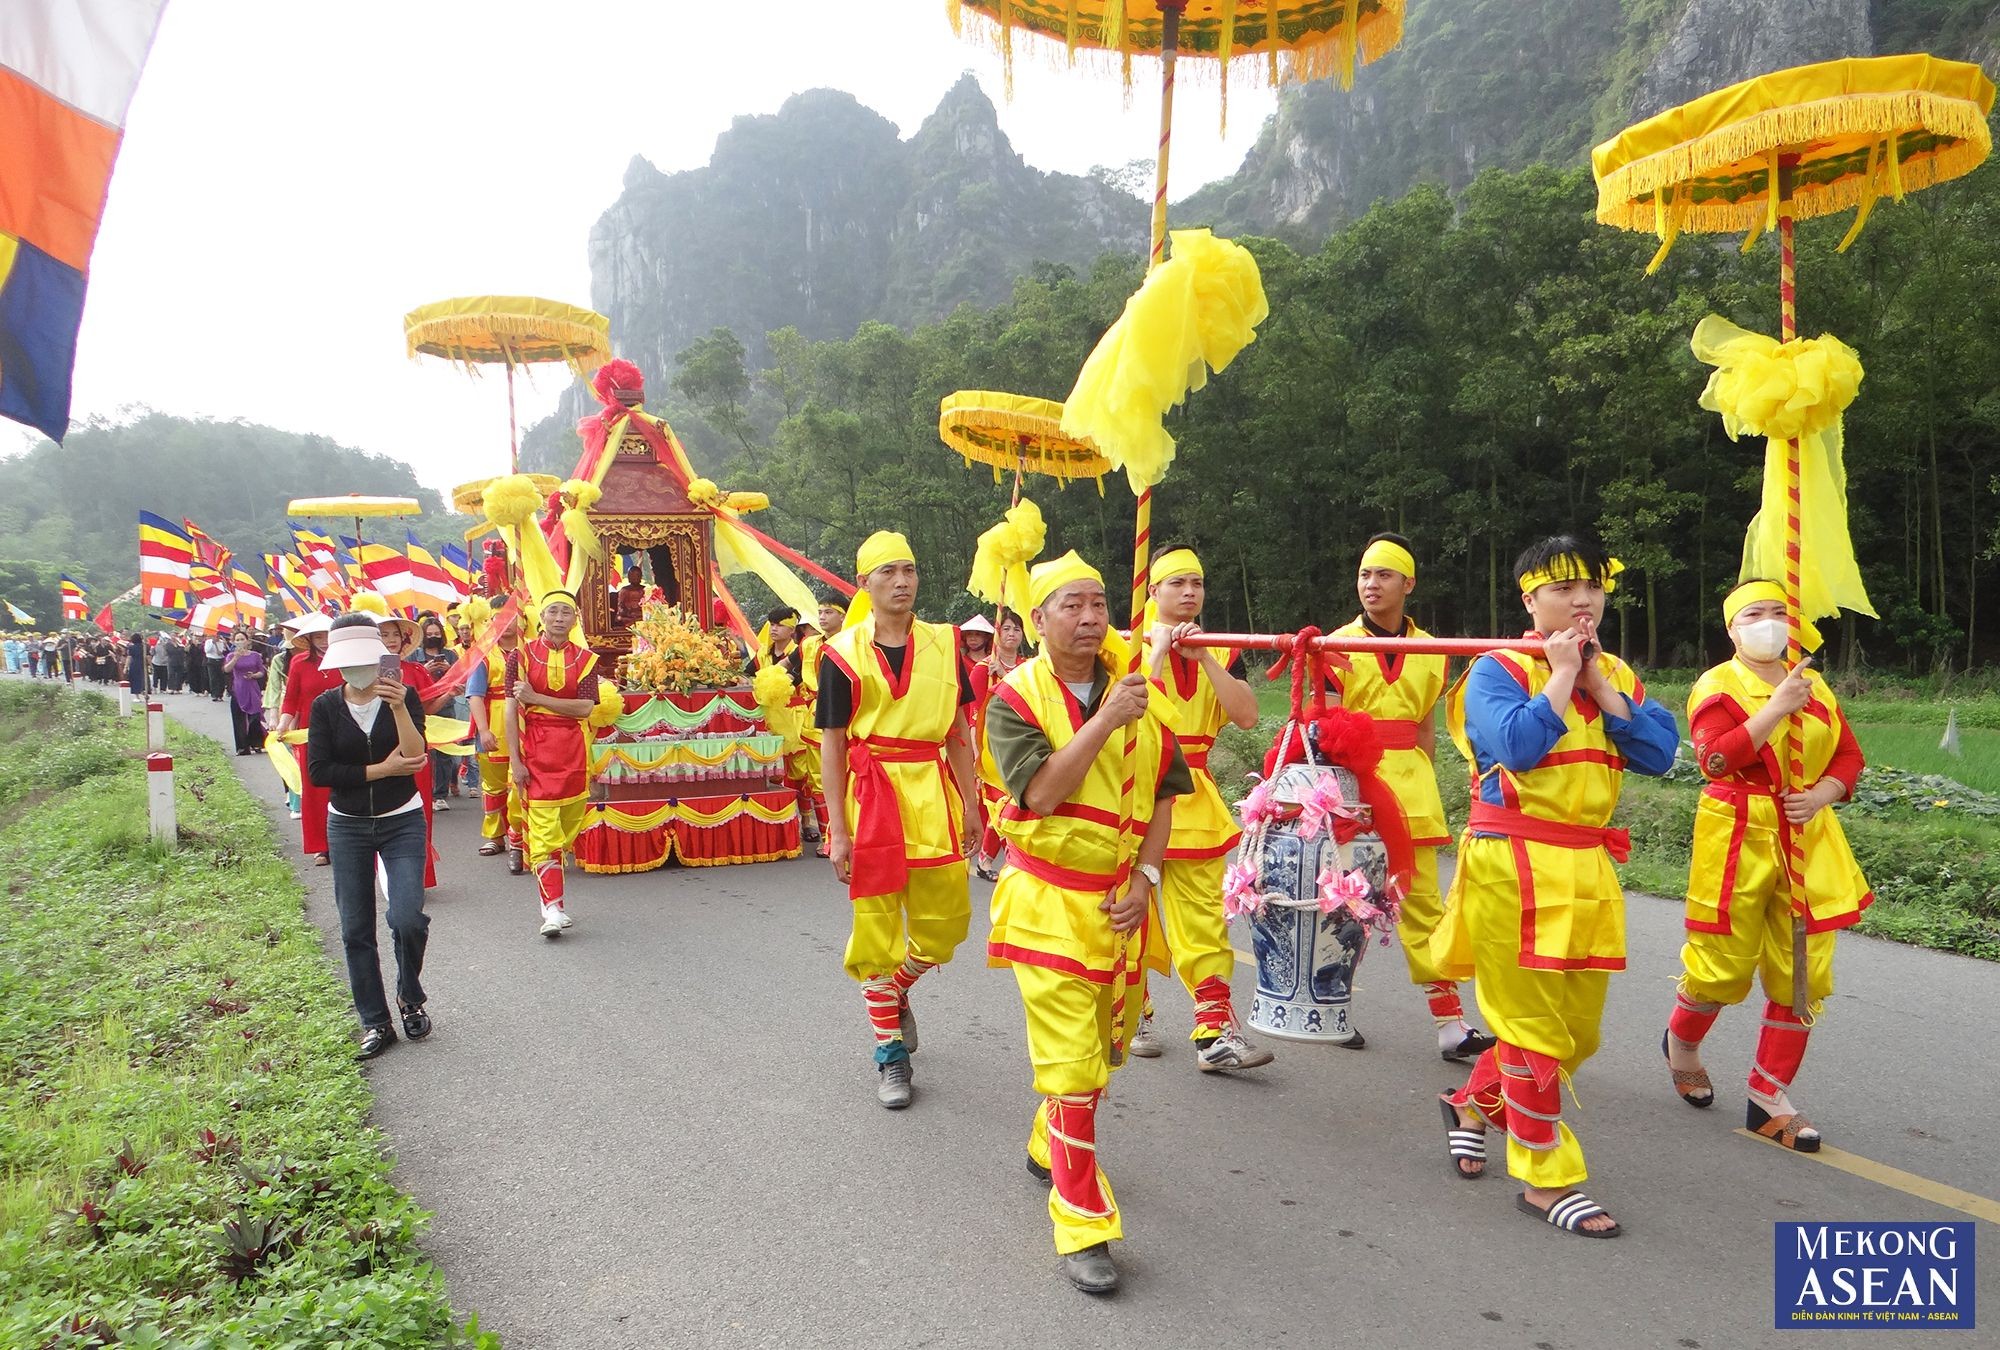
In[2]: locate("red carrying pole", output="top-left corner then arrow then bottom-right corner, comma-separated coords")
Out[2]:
1181,633 -> 1549,658
1776,158 -> 1815,1024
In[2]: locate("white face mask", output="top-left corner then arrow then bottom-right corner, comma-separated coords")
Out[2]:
341,666 -> 378,691
1734,617 -> 1790,663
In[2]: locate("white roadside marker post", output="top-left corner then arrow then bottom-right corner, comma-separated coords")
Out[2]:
147,753 -> 176,847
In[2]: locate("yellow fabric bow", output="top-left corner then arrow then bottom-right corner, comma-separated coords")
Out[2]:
968,499 -> 1046,639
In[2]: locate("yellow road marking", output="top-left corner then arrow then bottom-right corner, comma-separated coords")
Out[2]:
1734,1131 -> 2000,1225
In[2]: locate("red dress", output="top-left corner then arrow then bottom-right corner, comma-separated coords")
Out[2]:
281,651 -> 346,855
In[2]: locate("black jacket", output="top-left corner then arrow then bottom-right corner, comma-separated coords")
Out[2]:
306,686 -> 428,818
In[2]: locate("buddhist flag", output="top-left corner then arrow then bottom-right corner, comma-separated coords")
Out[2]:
438,542 -> 473,599
291,527 -> 347,600
59,573 -> 87,620
228,562 -> 265,627
266,552 -> 310,617
405,531 -> 458,613
2,598 -> 34,625
0,2 -> 169,441
183,516 -> 231,573
351,538 -> 415,612
137,510 -> 192,607
183,559 -> 231,635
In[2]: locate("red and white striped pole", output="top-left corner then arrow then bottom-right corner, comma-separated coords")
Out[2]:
147,753 -> 176,847
145,700 -> 165,752
1776,157 -> 1814,1023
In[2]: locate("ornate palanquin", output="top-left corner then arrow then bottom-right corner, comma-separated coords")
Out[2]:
573,418 -> 799,870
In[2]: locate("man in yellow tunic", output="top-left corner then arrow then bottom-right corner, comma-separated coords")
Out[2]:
795,595 -> 846,858
1663,580 -> 1872,1152
1331,533 -> 1495,1062
466,597 -> 525,869
1127,543 -> 1271,1072
984,551 -> 1190,1295
1431,536 -> 1678,1238
818,533 -> 979,1109
505,590 -> 602,940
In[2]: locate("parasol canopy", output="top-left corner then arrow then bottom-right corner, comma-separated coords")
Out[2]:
939,389 -> 1112,486
403,296 -> 611,374
286,495 -> 423,519
1593,54 -> 1995,262
949,0 -> 1406,92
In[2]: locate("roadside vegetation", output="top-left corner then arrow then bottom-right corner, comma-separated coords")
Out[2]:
0,681 -> 492,1348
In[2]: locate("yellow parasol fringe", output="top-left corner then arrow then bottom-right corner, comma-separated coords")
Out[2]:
1595,86 -> 1992,234
403,297 -> 610,376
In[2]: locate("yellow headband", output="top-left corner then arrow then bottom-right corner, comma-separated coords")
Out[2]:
856,531 -> 914,577
1519,555 -> 1623,596
1028,550 -> 1104,612
1147,548 -> 1203,587
1723,580 -> 1824,652
538,589 -> 580,610
1360,539 -> 1416,578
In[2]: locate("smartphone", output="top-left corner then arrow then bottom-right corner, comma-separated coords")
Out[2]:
378,653 -> 401,683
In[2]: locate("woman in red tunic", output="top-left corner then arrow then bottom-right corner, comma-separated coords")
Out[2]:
276,614 -> 341,865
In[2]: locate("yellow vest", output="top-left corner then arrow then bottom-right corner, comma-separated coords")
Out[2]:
1138,638 -> 1239,859
1331,617 -> 1448,844
483,645 -> 511,763
823,617 -> 963,861
1435,648 -> 1645,973
1684,660 -> 1871,933
987,654 -> 1173,978
798,632 -> 826,750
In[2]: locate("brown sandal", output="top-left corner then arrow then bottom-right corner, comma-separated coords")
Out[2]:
478,839 -> 504,857
1747,1101 -> 1822,1153
1662,1030 -> 1714,1108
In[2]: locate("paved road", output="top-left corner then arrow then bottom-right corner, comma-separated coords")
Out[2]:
157,690 -> 1996,1350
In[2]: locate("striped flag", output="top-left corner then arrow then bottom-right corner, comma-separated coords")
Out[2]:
138,511 -> 193,608
350,538 -> 416,612
228,562 -> 266,627
2,598 -> 34,625
0,2 -> 170,441
404,531 -> 459,613
291,527 -> 348,601
266,553 -> 310,617
437,542 -> 473,599
59,573 -> 88,620
183,516 -> 231,574
183,559 -> 232,635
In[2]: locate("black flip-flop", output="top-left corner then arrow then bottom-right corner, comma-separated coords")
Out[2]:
1438,1095 -> 1486,1180
1516,1191 -> 1621,1238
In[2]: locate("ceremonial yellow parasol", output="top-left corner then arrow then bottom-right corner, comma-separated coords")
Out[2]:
286,494 -> 423,544
939,389 -> 1112,490
450,475 -> 561,518
403,296 -> 611,474
1592,53 -> 1994,1017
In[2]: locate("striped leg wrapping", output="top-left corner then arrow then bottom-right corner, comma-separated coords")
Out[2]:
1425,980 -> 1465,1025
861,977 -> 903,1046
1047,1091 -> 1113,1221
1668,991 -> 1723,1048
1451,1047 -> 1507,1130
534,861 -> 564,906
1499,1044 -> 1563,1152
1749,998 -> 1811,1102
888,955 -> 934,998
1192,975 -> 1234,1034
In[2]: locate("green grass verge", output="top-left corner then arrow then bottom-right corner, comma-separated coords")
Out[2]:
0,681 -> 494,1349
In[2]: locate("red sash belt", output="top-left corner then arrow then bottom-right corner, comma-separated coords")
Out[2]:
1703,781 -> 1777,805
1004,843 -> 1126,895
1372,718 -> 1421,751
847,735 -> 946,900
1180,734 -> 1213,774
1468,800 -> 1630,863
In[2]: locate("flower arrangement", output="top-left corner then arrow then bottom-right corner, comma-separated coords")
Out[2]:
617,602 -> 742,694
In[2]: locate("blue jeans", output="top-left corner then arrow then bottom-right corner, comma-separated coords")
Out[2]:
327,808 -> 430,1029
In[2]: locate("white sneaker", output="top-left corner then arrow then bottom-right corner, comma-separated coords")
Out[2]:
539,904 -> 563,938
555,906 -> 574,930
1127,1013 -> 1164,1059
1196,1025 -> 1275,1073
433,797 -> 451,812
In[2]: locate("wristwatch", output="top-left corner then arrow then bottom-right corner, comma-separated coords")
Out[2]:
1134,863 -> 1162,890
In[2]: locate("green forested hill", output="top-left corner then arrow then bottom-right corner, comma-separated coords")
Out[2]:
0,414 -> 457,620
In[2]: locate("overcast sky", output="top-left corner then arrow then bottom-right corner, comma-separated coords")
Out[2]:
8,0 -> 1277,495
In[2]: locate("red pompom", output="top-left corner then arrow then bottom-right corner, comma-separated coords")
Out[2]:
591,359 -> 645,408
1260,707 -> 1385,778
482,539 -> 509,597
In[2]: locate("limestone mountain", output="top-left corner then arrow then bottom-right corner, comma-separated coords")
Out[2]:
587,75 -> 1147,384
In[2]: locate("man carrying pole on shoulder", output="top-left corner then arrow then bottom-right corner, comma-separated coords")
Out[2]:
984,551 -> 1192,1295
819,532 -> 980,1110
1332,532 -> 1496,1062
1127,542 -> 1270,1072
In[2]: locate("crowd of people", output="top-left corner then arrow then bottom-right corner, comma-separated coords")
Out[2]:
19,519 -> 1872,1297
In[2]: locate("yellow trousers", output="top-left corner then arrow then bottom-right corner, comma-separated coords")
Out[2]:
1016,959 -> 1144,1254
524,797 -> 588,872
478,752 -> 521,842
843,863 -> 971,982
1459,872 -> 1609,1190
1392,846 -> 1448,986
1680,890 -> 1837,1012
788,741 -> 823,798
1145,855 -> 1237,1028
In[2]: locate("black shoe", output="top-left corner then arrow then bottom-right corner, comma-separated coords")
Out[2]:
1442,1028 -> 1497,1062
1059,1242 -> 1120,1294
1027,1156 -> 1052,1183
399,1003 -> 432,1040
356,1025 -> 397,1061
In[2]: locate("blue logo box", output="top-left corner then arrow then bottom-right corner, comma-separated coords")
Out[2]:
1775,1222 -> 1976,1330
